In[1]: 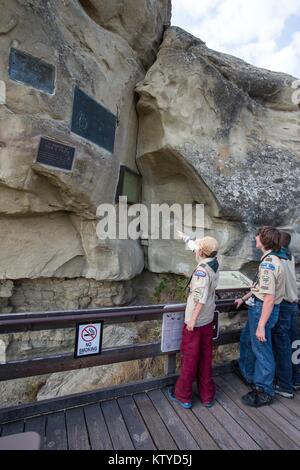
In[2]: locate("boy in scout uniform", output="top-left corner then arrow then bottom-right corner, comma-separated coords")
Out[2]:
272,231 -> 300,397
233,226 -> 285,407
168,234 -> 219,409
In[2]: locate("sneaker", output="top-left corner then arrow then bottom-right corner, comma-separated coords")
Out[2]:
231,360 -> 253,387
242,388 -> 273,407
274,385 -> 294,399
293,384 -> 300,392
167,386 -> 192,409
202,401 -> 215,408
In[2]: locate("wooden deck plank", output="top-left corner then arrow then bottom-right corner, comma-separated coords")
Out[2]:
24,415 -> 46,450
101,399 -> 134,450
66,407 -> 90,450
228,374 -> 300,449
275,394 -> 300,417
212,390 -> 260,449
147,389 -> 200,450
117,395 -> 156,450
270,400 -> 300,431
291,392 -> 300,405
134,392 -> 177,450
84,403 -> 113,450
162,388 -> 219,450
45,411 -> 68,450
191,401 -> 241,450
215,376 -> 279,450
219,375 -> 298,450
1,371 -> 298,451
0,374 -> 179,424
1,420 -> 24,436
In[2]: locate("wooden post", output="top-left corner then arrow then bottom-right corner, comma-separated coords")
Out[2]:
164,353 -> 177,376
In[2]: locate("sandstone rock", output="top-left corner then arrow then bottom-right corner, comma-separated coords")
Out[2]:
0,214 -> 144,281
0,0 -> 147,281
136,27 -> 300,275
0,375 -> 50,409
78,0 -> 171,68
0,280 -> 13,299
37,324 -> 138,400
10,277 -> 134,313
0,213 -> 84,279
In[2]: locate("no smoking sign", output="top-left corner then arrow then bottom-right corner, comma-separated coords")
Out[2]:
74,322 -> 103,358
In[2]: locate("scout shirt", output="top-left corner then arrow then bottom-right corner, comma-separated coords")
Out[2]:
251,250 -> 285,304
185,258 -> 219,327
281,254 -> 298,303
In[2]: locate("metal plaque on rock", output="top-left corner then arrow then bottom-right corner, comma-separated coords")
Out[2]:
115,165 -> 142,204
36,137 -> 75,171
71,86 -> 117,153
9,48 -> 55,94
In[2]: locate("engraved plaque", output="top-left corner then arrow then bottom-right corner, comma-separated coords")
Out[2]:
36,138 -> 75,171
9,48 -> 55,94
71,86 -> 117,153
115,165 -> 142,204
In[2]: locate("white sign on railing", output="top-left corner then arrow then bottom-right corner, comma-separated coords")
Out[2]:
74,322 -> 103,358
161,308 -> 220,353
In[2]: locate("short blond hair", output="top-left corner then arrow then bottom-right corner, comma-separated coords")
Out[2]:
195,236 -> 219,257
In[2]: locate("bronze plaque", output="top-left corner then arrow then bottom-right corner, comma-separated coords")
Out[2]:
9,48 -> 55,94
71,86 -> 116,153
36,138 -> 75,171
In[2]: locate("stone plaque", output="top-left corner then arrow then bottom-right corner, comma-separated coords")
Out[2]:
71,86 -> 117,153
36,138 -> 75,171
9,48 -> 55,94
115,165 -> 142,204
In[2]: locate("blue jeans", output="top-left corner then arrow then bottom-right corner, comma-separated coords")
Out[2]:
272,300 -> 300,392
239,298 -> 279,396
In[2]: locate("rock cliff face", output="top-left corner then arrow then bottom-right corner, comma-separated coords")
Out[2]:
0,0 -> 172,290
136,27 -> 300,276
1,2 -> 300,405
0,0 -> 171,405
2,3 -> 298,304
78,0 -> 171,69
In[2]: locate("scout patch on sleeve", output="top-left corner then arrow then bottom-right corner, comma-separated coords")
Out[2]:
194,270 -> 207,279
261,262 -> 275,271
194,287 -> 205,301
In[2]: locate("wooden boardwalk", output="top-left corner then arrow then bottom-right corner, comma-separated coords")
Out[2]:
1,372 -> 300,450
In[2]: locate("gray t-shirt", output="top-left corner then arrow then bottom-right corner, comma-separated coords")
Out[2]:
281,255 -> 298,303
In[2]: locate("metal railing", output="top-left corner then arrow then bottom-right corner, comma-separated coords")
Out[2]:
0,295 -> 246,382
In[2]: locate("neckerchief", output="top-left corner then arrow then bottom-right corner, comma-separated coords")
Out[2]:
186,257 -> 219,290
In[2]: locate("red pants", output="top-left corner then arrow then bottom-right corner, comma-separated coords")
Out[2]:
174,322 -> 215,404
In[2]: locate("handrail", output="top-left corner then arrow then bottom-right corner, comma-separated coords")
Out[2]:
0,296 -> 245,382
0,298 -> 241,334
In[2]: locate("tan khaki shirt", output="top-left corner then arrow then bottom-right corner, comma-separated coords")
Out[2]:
185,258 -> 219,327
281,255 -> 298,303
251,251 -> 285,304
